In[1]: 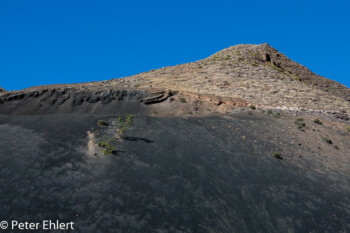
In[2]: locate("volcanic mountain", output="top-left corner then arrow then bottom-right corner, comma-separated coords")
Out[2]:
110,43 -> 350,112
0,44 -> 349,233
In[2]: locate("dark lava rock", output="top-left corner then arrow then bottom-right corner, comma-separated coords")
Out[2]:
48,89 -> 56,97
57,97 -> 67,105
72,92 -> 85,106
118,90 -> 128,100
39,89 -> 48,95
129,90 -> 137,97
56,89 -> 67,96
28,91 -> 39,98
140,91 -> 174,105
101,93 -> 113,104
86,93 -> 100,103
141,93 -> 166,104
112,90 -> 120,98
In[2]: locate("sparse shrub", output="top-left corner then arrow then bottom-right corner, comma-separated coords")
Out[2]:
346,126 -> 350,132
270,64 -> 284,72
117,114 -> 134,136
98,136 -> 116,155
322,137 -> 333,144
266,109 -> 273,115
273,152 -> 283,159
213,55 -> 221,60
273,112 -> 281,118
134,83 -> 140,87
251,63 -> 258,67
102,149 -> 112,156
249,105 -> 256,110
179,98 -> 187,103
98,120 -> 109,126
224,55 -> 231,60
295,118 -> 306,130
295,117 -> 304,123
334,145 -> 339,150
290,74 -> 299,80
313,119 -> 323,125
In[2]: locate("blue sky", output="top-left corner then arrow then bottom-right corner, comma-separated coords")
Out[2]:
1,0 -> 349,91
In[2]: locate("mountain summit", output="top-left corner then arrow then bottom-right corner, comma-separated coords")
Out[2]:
108,43 -> 350,113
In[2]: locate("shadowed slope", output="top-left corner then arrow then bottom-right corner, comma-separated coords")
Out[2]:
0,113 -> 349,233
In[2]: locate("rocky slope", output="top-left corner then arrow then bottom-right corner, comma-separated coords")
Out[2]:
3,43 -> 348,120
0,87 -> 6,92
108,43 -> 350,114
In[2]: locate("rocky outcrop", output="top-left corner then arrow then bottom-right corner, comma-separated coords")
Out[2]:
0,87 -> 6,93
139,90 -> 175,104
0,88 -> 150,106
257,43 -> 350,102
0,87 -> 188,115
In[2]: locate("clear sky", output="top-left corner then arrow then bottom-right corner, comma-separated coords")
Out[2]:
1,0 -> 349,91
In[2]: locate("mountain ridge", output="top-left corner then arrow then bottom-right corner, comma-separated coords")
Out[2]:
1,43 -> 349,117
107,43 -> 349,113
